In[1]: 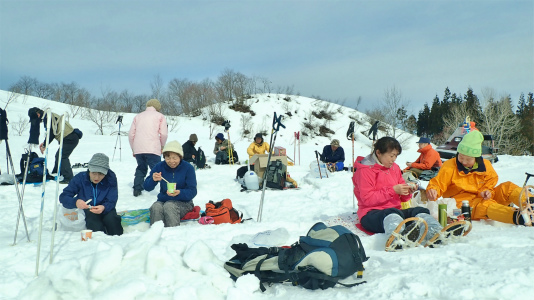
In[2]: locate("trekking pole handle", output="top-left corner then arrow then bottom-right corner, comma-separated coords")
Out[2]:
272,112 -> 285,132
524,172 -> 534,187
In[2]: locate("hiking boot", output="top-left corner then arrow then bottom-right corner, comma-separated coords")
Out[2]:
133,189 -> 142,197
59,179 -> 70,184
425,221 -> 472,248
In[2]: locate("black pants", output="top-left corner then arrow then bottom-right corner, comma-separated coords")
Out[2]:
360,207 -> 430,233
84,208 -> 123,236
52,133 -> 79,181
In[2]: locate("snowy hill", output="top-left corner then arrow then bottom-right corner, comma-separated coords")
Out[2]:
1,90 -> 533,299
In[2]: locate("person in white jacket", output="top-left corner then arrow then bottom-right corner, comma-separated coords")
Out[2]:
129,99 -> 168,197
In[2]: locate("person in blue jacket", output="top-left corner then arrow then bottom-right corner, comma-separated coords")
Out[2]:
59,153 -> 123,235
320,139 -> 345,171
144,140 -> 197,227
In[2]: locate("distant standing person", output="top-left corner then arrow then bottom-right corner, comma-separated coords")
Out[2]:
182,134 -> 199,164
29,107 -> 82,184
128,99 -> 168,197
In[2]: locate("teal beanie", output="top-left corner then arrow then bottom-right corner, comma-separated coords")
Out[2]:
457,130 -> 483,157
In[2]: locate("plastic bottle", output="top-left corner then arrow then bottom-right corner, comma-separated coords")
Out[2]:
461,200 -> 471,222
244,171 -> 259,190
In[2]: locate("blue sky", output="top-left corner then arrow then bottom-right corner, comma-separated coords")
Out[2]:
1,0 -> 532,112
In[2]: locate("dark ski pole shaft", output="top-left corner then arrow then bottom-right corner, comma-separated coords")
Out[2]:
257,112 -> 285,222
347,121 -> 356,208
314,151 -> 323,179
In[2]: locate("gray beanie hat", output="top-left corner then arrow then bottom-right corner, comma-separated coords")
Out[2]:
88,153 -> 110,175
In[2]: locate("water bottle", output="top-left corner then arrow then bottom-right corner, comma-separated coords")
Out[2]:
461,200 -> 471,222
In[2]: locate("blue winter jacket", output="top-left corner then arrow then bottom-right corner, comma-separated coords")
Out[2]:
144,160 -> 197,202
321,145 -> 345,163
59,170 -> 118,214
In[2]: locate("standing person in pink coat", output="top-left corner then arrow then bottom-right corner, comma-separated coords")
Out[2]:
129,99 -> 168,197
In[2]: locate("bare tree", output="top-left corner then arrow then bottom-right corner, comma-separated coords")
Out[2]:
34,82 -> 55,100
479,89 -> 525,154
10,114 -> 29,136
83,106 -> 117,135
166,116 -> 180,132
2,90 -> 20,110
380,86 -> 408,138
240,114 -> 253,137
150,74 -> 165,100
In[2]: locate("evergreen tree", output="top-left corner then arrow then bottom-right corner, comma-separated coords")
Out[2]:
463,87 -> 482,123
417,104 -> 431,137
517,92 -> 534,154
405,115 -> 417,134
429,95 -> 442,137
451,92 -> 462,106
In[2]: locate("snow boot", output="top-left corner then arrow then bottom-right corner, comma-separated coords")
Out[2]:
385,217 -> 428,252
425,220 -> 472,248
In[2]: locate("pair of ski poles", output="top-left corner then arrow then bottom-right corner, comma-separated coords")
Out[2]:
257,112 -> 285,222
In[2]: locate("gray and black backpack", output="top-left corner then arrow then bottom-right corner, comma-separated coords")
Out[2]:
224,222 -> 368,291
265,159 -> 286,189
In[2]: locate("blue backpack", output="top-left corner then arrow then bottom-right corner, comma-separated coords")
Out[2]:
225,222 -> 368,291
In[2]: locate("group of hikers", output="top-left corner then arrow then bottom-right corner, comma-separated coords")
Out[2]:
23,99 -> 532,250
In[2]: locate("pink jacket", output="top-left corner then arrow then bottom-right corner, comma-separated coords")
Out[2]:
353,155 -> 411,220
128,107 -> 168,155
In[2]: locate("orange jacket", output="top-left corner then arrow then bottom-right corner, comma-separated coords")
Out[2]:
426,157 -> 498,206
409,144 -> 442,170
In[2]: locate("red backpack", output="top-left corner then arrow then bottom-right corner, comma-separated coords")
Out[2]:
204,199 -> 243,224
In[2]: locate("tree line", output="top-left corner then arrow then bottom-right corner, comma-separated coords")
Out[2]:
415,87 -> 533,155
4,73 -> 533,155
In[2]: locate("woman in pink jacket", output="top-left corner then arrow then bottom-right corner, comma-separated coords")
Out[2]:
129,99 -> 168,197
353,137 -> 442,250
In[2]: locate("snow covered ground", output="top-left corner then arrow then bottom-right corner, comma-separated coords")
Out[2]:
1,91 -> 533,300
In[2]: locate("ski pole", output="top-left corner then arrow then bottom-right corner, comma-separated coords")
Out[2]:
258,112 -> 285,222
314,151 -> 323,179
36,108 -> 52,276
7,142 -> 31,244
523,172 -> 533,187
13,144 -> 33,245
297,131 -> 300,165
50,114 -> 65,264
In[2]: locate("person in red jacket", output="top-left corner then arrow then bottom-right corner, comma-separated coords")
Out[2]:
353,137 -> 443,250
404,137 -> 442,178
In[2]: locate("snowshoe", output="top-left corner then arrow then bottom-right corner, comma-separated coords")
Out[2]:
516,185 -> 534,226
425,220 -> 472,248
385,217 -> 428,252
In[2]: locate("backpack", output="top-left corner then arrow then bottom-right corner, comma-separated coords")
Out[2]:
20,151 -> 39,175
224,222 -> 369,291
203,199 -> 243,224
265,159 -> 286,189
196,147 -> 206,169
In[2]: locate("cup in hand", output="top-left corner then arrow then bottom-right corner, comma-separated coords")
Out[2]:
167,182 -> 176,193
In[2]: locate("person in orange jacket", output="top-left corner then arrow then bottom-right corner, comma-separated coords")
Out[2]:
426,130 -> 530,225
404,137 -> 442,178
